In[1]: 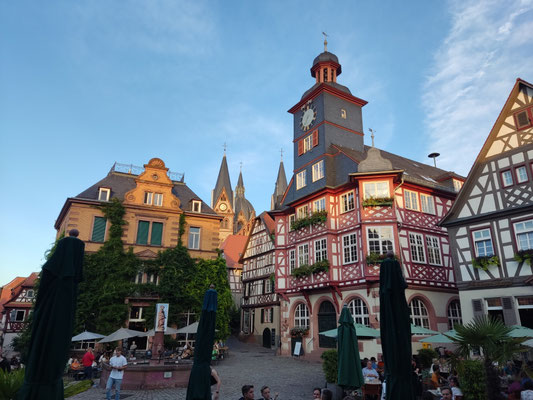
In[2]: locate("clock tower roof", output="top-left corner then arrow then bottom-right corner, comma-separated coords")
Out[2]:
311,51 -> 342,77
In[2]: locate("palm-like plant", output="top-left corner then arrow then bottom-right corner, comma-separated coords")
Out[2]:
450,316 -> 527,400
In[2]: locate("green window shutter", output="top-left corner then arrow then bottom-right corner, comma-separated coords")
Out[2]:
137,221 -> 150,244
91,217 -> 107,242
150,222 -> 163,246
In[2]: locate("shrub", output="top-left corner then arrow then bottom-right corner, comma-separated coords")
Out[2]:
0,369 -> 24,400
457,359 -> 486,400
417,348 -> 438,369
321,349 -> 338,383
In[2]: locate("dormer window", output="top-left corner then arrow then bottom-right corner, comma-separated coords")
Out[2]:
98,188 -> 110,201
26,290 -> 34,298
144,192 -> 163,206
192,200 -> 202,213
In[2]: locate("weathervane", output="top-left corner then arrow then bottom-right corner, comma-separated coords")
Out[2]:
280,148 -> 284,161
239,161 -> 243,172
368,128 -> 376,147
322,32 -> 328,52
223,142 -> 227,155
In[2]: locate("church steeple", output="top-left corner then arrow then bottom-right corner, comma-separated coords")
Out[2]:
235,167 -> 245,198
271,153 -> 288,210
212,153 -> 233,209
233,167 -> 255,234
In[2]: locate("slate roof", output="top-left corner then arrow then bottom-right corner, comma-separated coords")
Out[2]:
75,170 -> 218,216
271,160 -> 288,210
212,155 -> 233,207
234,171 -> 255,222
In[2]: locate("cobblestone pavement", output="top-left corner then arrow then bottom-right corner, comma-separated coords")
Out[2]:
71,337 -> 325,400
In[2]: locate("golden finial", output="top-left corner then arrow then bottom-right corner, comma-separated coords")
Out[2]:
322,32 -> 328,52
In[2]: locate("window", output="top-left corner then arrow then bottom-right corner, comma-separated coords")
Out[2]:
296,170 -> 307,190
265,278 -> 272,294
26,290 -> 34,298
289,250 -> 296,273
340,191 -> 355,213
11,310 -> 25,322
420,194 -> 435,214
367,226 -> 394,254
348,298 -> 369,326
135,271 -> 144,284
314,198 -> 325,212
516,166 -> 528,183
130,306 -> 144,321
188,227 -> 201,250
515,107 -> 533,130
303,135 -> 313,152
91,216 -> 107,242
136,221 -> 163,246
298,244 -> 309,266
312,160 -> 325,182
289,214 -> 296,231
192,200 -> 202,213
98,188 -> 110,201
426,236 -> 442,266
298,130 -> 319,155
297,205 -> 308,219
315,238 -> 327,262
501,170 -> 513,187
473,228 -> 494,257
453,179 -> 463,192
517,297 -> 533,329
486,298 -> 504,322
363,181 -> 389,199
409,233 -> 426,263
262,308 -> 273,323
294,303 -> 310,328
404,190 -> 419,211
448,300 -> 462,329
144,192 -> 153,205
410,298 -> 430,329
154,193 -> 163,206
514,220 -> 533,251
341,109 -> 347,119
342,233 -> 358,264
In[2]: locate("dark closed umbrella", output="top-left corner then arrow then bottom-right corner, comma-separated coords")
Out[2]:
18,234 -> 85,400
337,305 -> 364,389
379,256 -> 415,400
186,288 -> 217,400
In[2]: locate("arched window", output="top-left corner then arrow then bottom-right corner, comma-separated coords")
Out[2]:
294,303 -> 310,328
448,300 -> 462,329
348,298 -> 370,326
410,298 -> 430,329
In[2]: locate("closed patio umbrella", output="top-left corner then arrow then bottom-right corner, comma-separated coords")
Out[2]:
18,233 -> 85,400
337,305 -> 364,389
379,255 -> 415,400
186,288 -> 217,400
71,331 -> 105,342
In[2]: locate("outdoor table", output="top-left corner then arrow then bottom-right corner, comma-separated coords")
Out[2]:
361,379 -> 381,398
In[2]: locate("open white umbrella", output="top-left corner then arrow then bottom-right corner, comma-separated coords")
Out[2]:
144,327 -> 181,336
98,327 -> 148,343
71,331 -> 105,342
176,321 -> 199,334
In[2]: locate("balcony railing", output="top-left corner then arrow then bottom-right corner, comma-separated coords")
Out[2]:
112,162 -> 184,182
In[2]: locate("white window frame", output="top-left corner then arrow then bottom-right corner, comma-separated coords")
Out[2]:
348,298 -> 369,326
404,190 -> 419,211
144,191 -> 154,205
98,188 -> 111,201
289,214 -> 296,231
289,249 -> 296,273
296,170 -> 307,190
192,200 -> 202,213
298,244 -> 309,267
420,194 -> 435,214
516,166 -> 528,183
410,298 -> 430,330
473,228 -> 494,257
313,198 -> 325,212
363,181 -> 389,199
426,235 -> 442,266
294,303 -> 310,328
501,170 -> 513,187
312,160 -> 325,182
265,278 -> 272,294
453,179 -> 463,192
296,205 -> 308,219
448,300 -> 462,330
367,226 -> 394,255
514,219 -> 533,251
315,238 -> 327,262
12,309 -> 25,322
26,290 -> 34,299
340,191 -> 355,213
409,233 -> 426,263
342,233 -> 358,264
303,135 -> 313,153
153,193 -> 163,206
188,227 -> 201,250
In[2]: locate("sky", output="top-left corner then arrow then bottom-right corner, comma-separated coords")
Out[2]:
1,0 -> 532,285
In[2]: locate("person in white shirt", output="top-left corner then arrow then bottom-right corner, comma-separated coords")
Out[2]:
448,376 -> 463,399
362,360 -> 379,381
106,347 -> 127,400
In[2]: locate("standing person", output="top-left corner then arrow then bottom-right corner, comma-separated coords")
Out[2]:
260,385 -> 279,400
210,367 -> 221,400
239,384 -> 254,400
82,347 -> 95,380
313,388 -> 321,399
106,347 -> 127,400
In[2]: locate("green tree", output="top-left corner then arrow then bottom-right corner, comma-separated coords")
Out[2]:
451,316 -> 526,400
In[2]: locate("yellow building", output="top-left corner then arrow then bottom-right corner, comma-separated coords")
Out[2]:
55,157 -> 222,260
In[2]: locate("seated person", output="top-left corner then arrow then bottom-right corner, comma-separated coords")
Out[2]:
362,360 -> 379,381
181,344 -> 193,359
70,358 -> 82,370
431,365 -> 446,388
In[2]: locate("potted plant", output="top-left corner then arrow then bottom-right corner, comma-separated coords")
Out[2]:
361,196 -> 394,207
514,249 -> 533,265
290,211 -> 327,231
472,255 -> 500,271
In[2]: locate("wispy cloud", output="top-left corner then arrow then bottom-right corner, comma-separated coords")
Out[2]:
423,0 -> 533,175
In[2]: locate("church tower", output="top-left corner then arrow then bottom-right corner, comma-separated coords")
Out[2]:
271,154 -> 288,210
212,152 -> 235,242
233,169 -> 255,235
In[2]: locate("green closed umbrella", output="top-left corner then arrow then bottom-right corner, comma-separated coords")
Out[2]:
379,256 -> 415,400
186,288 -> 217,400
337,305 -> 364,389
18,234 -> 85,400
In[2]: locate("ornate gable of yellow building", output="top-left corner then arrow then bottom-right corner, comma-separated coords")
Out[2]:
123,158 -> 182,210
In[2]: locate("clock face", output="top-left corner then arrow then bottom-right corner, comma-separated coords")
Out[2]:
300,103 -> 317,131
219,203 -> 227,211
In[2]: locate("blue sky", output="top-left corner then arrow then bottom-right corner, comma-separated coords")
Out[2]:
1,0 -> 532,284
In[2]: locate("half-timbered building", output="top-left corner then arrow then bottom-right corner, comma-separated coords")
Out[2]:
241,212 -> 280,348
1,272 -> 38,356
272,46 -> 464,358
440,79 -> 533,328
